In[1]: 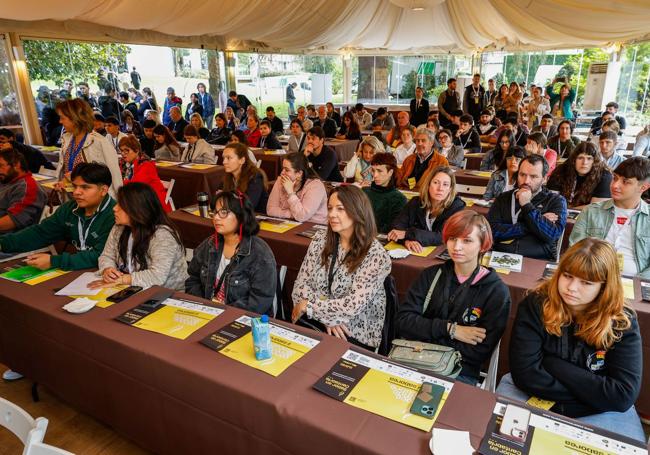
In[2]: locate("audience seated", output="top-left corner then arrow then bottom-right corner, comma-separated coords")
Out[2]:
92,182 -> 187,290
481,129 -> 515,171
393,127 -> 415,166
139,119 -> 157,158
287,119 -> 307,153
221,142 -> 268,213
296,106 -> 313,131
303,126 -> 343,182
153,124 -> 181,161
104,116 -> 127,153
312,106 -> 337,138
476,109 -> 496,137
243,114 -> 262,147
207,113 -> 231,145
488,154 -> 567,260
326,102 -> 341,127
548,119 -> 581,159
343,136 -> 382,185
267,152 -> 327,224
570,157 -> 650,278
396,210 -> 511,384
363,152 -> 406,234
165,106 -> 189,142
370,107 -> 395,131
336,111 -> 362,141
590,101 -> 627,136
547,142 -> 612,208
389,166 -> 465,252
497,238 -> 644,442
258,120 -> 283,149
0,149 -> 46,233
525,132 -> 557,174
353,103 -> 373,130
386,111 -> 416,148
225,106 -> 240,131
0,128 -> 55,173
181,125 -> 217,164
632,123 -> 650,157
437,129 -> 465,168
186,191 -> 277,314
189,113 -> 210,140
291,185 -> 391,350
598,130 -> 624,169
483,146 -> 526,201
396,128 -> 449,190
531,113 -> 558,140
453,114 -> 481,153
0,163 -> 115,270
263,106 -> 284,134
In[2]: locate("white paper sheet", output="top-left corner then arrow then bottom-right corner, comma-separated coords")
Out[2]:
54,272 -> 101,296
430,429 -> 474,454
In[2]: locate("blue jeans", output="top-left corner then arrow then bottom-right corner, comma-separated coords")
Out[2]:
456,374 -> 478,386
204,116 -> 213,129
496,373 -> 646,442
288,100 -> 295,116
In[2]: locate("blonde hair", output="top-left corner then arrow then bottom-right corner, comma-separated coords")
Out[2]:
55,98 -> 94,134
190,113 -> 204,127
418,166 -> 457,217
536,238 -> 632,350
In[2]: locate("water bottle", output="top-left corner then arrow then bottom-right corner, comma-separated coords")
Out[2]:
197,192 -> 210,218
252,315 -> 272,361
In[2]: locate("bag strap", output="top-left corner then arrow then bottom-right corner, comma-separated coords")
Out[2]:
421,269 -> 442,315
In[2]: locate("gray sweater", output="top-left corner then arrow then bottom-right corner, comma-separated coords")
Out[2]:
98,225 -> 188,290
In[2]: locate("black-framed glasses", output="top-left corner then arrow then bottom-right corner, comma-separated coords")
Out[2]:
213,208 -> 232,219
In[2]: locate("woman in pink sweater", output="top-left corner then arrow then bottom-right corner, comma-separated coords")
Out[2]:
266,152 -> 328,224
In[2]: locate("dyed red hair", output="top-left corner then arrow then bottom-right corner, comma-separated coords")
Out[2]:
442,210 -> 493,253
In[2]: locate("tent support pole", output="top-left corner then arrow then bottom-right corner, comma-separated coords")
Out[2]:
224,51 -> 237,94
343,56 -> 352,105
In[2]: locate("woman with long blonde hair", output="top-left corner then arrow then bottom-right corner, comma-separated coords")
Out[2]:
497,238 -> 644,441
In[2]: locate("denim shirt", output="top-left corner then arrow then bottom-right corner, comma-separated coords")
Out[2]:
570,199 -> 650,278
483,169 -> 510,200
185,234 -> 277,315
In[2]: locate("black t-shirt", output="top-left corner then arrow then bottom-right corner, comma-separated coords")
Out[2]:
575,171 -> 612,198
308,146 -> 342,182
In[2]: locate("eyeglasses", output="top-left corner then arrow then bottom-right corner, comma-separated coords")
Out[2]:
499,141 -> 510,145
213,208 -> 232,219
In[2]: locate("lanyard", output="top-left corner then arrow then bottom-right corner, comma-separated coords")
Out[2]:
557,138 -> 566,158
458,133 -> 469,149
67,134 -> 88,172
111,135 -> 119,151
511,192 -> 522,224
77,197 -> 110,250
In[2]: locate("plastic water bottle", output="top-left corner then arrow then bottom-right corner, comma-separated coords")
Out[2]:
252,315 -> 272,360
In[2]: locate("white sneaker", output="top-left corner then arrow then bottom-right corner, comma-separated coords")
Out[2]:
2,370 -> 23,381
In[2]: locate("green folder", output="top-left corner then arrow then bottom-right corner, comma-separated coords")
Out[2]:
0,265 -> 52,282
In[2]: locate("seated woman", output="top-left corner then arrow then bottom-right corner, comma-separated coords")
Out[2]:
480,129 -> 514,171
497,238 -> 644,441
395,210 -> 511,384
225,106 -> 240,131
437,129 -> 465,168
343,135 -> 382,185
120,110 -> 142,136
547,142 -> 612,208
335,111 -> 362,141
388,166 -> 465,252
118,136 -> 171,212
266,152 -> 328,223
230,130 -> 260,166
189,113 -> 210,140
181,125 -> 217,164
483,146 -> 526,201
185,191 -> 277,314
222,142 -> 268,213
287,119 -> 306,153
207,113 -> 231,145
243,114 -> 261,147
291,185 -> 391,350
393,128 -> 416,166
153,124 -> 181,161
363,152 -> 407,234
91,182 -> 187,291
258,120 -> 283,150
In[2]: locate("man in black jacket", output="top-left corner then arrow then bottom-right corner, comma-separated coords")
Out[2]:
0,129 -> 55,173
166,106 -> 189,142
312,106 -> 337,138
303,126 -> 342,182
98,86 -> 123,120
463,73 -> 485,124
263,106 -> 284,134
139,119 -> 156,159
487,154 -> 567,260
409,86 -> 429,127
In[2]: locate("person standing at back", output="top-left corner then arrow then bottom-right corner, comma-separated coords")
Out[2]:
197,83 -> 215,129
286,82 -> 297,117
410,87 -> 429,128
130,67 -> 141,90
438,78 -> 461,128
463,73 -> 485,125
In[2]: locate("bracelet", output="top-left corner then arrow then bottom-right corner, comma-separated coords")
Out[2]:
449,322 -> 457,340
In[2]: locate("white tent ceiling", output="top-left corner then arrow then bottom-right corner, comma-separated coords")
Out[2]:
1,0 -> 650,54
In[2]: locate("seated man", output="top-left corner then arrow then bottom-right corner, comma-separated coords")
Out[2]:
476,109 -> 496,137
0,149 -> 46,233
531,113 -> 557,140
312,105 -> 337,138
93,113 -> 107,136
487,154 -> 567,260
396,127 -> 449,190
590,101 -> 626,136
599,130 -> 625,170
0,162 -> 115,271
139,119 -> 157,159
296,106 -> 313,131
303,126 -> 342,182
165,106 -> 189,142
353,103 -> 373,130
370,107 -> 395,131
0,128 -> 54,173
570,157 -> 650,278
263,106 -> 284,134
453,114 -> 481,153
104,116 -> 127,152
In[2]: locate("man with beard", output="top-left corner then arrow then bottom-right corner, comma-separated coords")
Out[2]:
0,149 -> 46,233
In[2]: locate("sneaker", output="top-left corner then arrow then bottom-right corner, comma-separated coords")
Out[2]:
2,370 -> 23,381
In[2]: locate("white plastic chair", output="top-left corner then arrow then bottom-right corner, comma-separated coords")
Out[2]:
25,442 -> 74,455
0,397 -> 48,455
272,265 -> 288,319
555,227 -> 566,262
457,184 -> 485,196
479,340 -> 501,393
161,178 -> 176,211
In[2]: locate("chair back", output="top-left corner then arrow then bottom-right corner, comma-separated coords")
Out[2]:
25,441 -> 74,455
0,397 -> 48,452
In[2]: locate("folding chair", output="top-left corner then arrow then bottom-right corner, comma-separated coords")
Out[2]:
0,397 -> 48,455
272,265 -> 287,320
479,340 -> 501,393
161,178 -> 176,211
25,442 -> 74,455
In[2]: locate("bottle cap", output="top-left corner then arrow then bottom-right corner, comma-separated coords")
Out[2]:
260,315 -> 269,323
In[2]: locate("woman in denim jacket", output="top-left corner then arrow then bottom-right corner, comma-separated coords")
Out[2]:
483,147 -> 526,200
185,191 -> 277,315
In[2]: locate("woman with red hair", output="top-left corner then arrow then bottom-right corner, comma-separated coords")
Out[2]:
395,210 -> 511,385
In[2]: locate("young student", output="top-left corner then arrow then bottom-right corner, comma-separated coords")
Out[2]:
0,128 -> 55,174
393,127 -> 416,166
336,112 -> 362,141
497,238 -> 644,442
181,125 -> 217,164
91,182 -> 187,290
547,142 -> 612,208
303,126 -> 343,182
396,210 -> 511,384
287,119 -> 307,154
0,163 -> 115,270
453,114 -> 481,153
291,185 -> 391,350
525,131 -> 557,174
221,142 -> 268,213
436,129 -> 465,168
266,152 -> 328,224
363,152 -> 407,234
139,119 -> 157,158
389,166 -> 465,252
548,119 -> 581,159
598,130 -> 624,170
531,113 -> 558,140
480,129 -> 515,171
570,157 -> 650,278
343,135 -> 382,185
118,136 -> 171,212
483,146 -> 526,201
186,191 -> 277,315
152,124 -> 181,161
476,109 -> 496,137
104,116 -> 128,153
258,120 -> 283,150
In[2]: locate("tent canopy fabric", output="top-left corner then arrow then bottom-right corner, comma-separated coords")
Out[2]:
1,0 -> 650,54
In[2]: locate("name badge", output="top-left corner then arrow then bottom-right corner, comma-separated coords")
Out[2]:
407,177 -> 416,190
474,97 -> 479,104
617,252 -> 625,270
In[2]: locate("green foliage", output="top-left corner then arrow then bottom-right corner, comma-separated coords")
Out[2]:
23,40 -> 130,87
560,48 -> 609,105
399,70 -> 438,99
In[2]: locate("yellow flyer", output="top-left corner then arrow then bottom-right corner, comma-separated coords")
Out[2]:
313,349 -> 454,432
257,216 -> 301,233
41,181 -> 74,192
201,315 -> 320,376
155,160 -> 181,167
24,269 -> 68,285
116,298 -> 224,340
180,163 -> 216,170
384,241 -> 435,258
399,190 -> 419,200
71,285 -> 128,309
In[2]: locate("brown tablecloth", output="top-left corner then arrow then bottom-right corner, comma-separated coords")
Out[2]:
169,210 -> 650,417
325,139 -> 359,162
454,169 -> 491,187
463,153 -> 483,170
0,270 -> 497,453
156,164 -> 225,209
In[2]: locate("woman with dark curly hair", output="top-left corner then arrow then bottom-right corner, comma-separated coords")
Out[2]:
547,141 -> 612,208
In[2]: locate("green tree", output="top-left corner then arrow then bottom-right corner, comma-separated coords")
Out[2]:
23,40 -> 130,87
559,48 -> 609,106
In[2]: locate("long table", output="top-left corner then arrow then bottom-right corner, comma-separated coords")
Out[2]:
156,164 -> 225,209
169,209 -> 650,417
